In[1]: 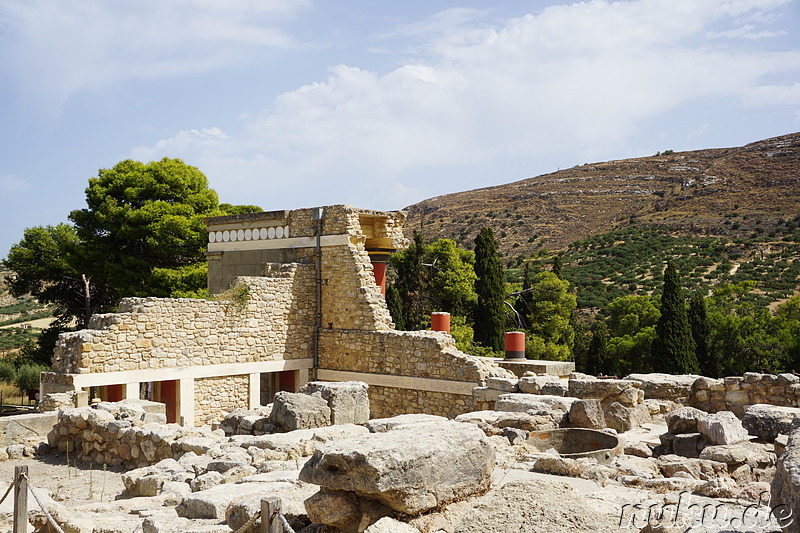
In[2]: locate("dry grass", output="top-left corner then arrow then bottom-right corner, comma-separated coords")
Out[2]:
0,381 -> 27,407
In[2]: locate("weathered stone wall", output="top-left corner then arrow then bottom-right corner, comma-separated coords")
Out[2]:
52,267 -> 315,374
369,385 -> 491,419
195,375 -> 250,425
319,329 -> 513,418
691,372 -> 800,416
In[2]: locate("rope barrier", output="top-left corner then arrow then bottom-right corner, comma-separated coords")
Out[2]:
232,510 -> 261,533
275,511 -> 296,533
20,472 -> 66,533
0,478 -> 14,506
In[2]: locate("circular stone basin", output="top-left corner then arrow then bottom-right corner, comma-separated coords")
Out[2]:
526,428 -> 621,464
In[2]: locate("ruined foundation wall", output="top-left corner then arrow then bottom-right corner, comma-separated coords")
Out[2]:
368,384 -> 492,419
690,372 -> 800,416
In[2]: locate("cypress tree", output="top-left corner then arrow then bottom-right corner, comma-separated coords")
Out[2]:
652,261 -> 699,374
585,321 -> 609,376
552,255 -> 563,279
473,227 -> 506,351
689,291 -> 718,377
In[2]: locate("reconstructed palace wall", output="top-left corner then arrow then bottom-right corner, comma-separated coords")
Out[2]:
51,267 -> 315,374
44,205 -> 512,426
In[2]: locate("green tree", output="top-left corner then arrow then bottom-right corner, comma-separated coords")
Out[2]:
389,231 -> 428,330
584,321 -> 610,375
423,239 -> 477,316
69,158 -> 221,299
552,255 -> 563,279
706,282 -> 781,374
605,294 -> 660,374
651,261 -> 699,374
776,295 -> 800,371
5,224 -> 114,328
15,364 -> 47,396
525,271 -> 576,361
689,291 -> 718,377
473,227 -> 506,351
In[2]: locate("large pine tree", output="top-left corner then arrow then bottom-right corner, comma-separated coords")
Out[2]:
473,227 -> 506,351
652,261 -> 699,374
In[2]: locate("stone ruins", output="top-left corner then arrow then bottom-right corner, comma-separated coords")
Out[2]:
0,205 -> 799,532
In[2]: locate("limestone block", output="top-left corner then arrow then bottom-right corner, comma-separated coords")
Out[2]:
568,399 -> 605,429
624,373 -> 699,400
177,480 -> 301,519
743,404 -> 800,441
671,433 -> 704,458
568,379 -> 640,401
304,489 -> 392,532
604,401 -> 650,433
269,391 -> 331,432
302,381 -> 370,425
665,406 -> 708,435
494,393 -> 577,414
226,481 -> 318,532
486,377 -> 519,393
612,455 -> 659,478
698,411 -> 749,445
364,517 -> 419,533
657,455 -> 728,480
299,421 -> 495,515
365,414 -> 448,433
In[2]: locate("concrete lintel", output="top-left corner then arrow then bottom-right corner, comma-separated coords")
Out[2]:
208,234 -> 350,252
317,369 -> 475,395
66,359 -> 314,389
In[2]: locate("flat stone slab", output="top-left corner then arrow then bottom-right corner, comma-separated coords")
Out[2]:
743,404 -> 800,441
625,373 -> 700,400
497,359 -> 575,378
495,394 -> 578,413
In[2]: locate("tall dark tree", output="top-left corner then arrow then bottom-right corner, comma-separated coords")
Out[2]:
552,255 -> 563,279
689,291 -> 717,377
651,261 -> 699,374
584,321 -> 609,376
473,227 -> 505,351
385,284 -> 406,330
390,231 -> 428,330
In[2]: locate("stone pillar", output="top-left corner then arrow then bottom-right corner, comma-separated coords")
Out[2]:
124,382 -> 140,400
248,373 -> 260,409
178,378 -> 195,427
295,368 -> 310,390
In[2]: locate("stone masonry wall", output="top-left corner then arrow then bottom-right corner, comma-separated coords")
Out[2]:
195,375 -> 250,425
369,385 -> 492,419
319,329 -> 514,418
51,265 -> 315,374
690,372 -> 800,416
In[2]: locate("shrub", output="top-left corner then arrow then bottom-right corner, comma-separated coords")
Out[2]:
0,363 -> 15,383
14,364 -> 47,394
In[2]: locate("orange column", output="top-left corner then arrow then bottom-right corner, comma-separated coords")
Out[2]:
372,261 -> 388,295
431,312 -> 451,333
504,332 -> 526,359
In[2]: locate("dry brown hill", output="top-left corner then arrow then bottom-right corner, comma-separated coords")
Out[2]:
405,132 -> 800,255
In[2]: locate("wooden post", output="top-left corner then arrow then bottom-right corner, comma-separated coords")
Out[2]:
262,498 -> 282,533
13,465 -> 27,533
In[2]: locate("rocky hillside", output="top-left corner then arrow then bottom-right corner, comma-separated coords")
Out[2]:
405,132 -> 800,255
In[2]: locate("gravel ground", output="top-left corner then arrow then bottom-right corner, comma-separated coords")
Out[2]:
0,453 -> 127,532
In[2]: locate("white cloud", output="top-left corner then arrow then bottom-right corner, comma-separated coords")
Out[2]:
0,175 -> 31,198
0,0 -> 310,108
132,0 -> 800,209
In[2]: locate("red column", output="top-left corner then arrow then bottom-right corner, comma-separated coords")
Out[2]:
431,312 -> 451,333
372,261 -> 388,295
504,332 -> 526,359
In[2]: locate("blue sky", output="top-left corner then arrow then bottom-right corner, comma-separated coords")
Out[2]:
1,0 -> 799,258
